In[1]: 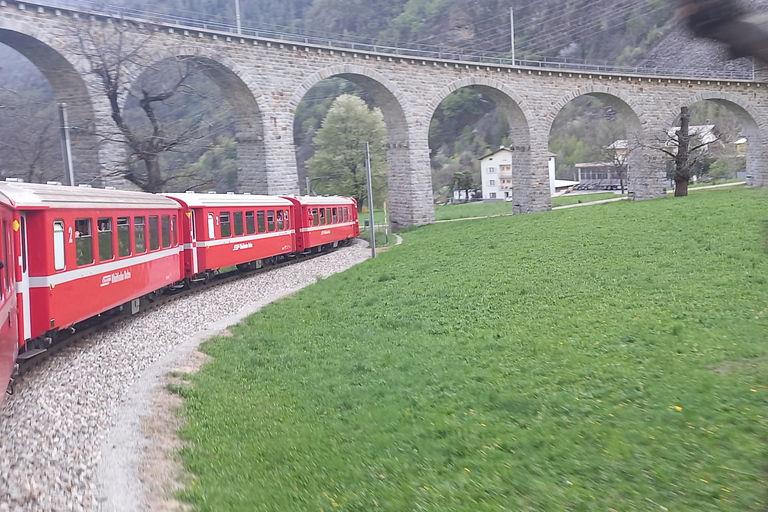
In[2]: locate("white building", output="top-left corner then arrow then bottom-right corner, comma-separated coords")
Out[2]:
480,147 -> 557,200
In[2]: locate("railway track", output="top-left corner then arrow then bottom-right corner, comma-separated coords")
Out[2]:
8,242 -> 348,387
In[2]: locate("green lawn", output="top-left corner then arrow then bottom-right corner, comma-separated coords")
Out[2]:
177,188 -> 768,511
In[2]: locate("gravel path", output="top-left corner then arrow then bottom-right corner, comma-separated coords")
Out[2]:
0,241 -> 370,512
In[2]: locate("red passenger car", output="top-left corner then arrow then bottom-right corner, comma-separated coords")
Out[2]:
284,196 -> 359,252
164,193 -> 296,278
4,182 -> 184,351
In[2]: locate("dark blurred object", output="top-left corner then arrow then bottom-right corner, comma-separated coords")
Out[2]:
677,0 -> 768,64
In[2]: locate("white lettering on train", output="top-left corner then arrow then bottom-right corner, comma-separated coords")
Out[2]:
321,230 -> 331,235
100,270 -> 132,287
232,242 -> 254,251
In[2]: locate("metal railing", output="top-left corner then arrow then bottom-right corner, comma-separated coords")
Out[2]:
22,0 -> 758,81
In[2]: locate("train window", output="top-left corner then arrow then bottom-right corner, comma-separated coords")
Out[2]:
220,212 -> 231,237
234,211 -> 244,236
117,217 -> 131,257
75,218 -> 93,266
312,208 -> 318,226
161,215 -> 171,248
135,217 -> 146,254
277,211 -> 284,231
284,210 -> 290,230
326,208 -> 332,225
53,220 -> 65,271
332,208 -> 338,224
207,213 -> 215,239
245,211 -> 255,235
257,211 -> 266,233
344,208 -> 349,222
149,216 -> 159,251
20,217 -> 27,273
267,210 -> 275,232
172,215 -> 177,246
98,218 -> 114,262
319,208 -> 325,225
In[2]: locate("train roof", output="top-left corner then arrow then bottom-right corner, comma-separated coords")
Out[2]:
164,192 -> 293,208
282,196 -> 356,206
0,182 -> 179,210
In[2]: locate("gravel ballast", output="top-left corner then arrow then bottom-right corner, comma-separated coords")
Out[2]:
0,242 -> 370,512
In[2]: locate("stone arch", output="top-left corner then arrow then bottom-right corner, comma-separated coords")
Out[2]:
548,86 -> 654,199
429,77 -> 539,213
122,47 -> 269,193
292,64 -> 433,228
673,92 -> 765,187
0,19 -> 102,185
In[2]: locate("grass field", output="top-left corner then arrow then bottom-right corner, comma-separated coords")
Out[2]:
176,188 -> 768,511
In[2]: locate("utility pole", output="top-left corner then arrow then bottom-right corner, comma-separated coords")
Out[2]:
306,176 -> 311,196
365,142 -> 376,258
235,0 -> 242,34
510,7 -> 516,63
58,103 -> 75,187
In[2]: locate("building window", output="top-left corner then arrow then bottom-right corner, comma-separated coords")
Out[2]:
489,180 -> 496,186
487,167 -> 496,173
490,193 -> 497,199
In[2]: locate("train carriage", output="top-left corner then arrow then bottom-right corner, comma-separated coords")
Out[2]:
164,193 -> 296,278
284,196 -> 359,252
3,182 -> 185,351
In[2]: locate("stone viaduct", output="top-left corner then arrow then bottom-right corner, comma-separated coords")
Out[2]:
1,0 -> 766,228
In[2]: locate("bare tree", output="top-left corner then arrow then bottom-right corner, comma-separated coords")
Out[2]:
639,107 -> 721,197
68,20 -> 225,192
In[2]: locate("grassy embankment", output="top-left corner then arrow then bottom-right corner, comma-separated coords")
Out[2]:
176,188 -> 768,511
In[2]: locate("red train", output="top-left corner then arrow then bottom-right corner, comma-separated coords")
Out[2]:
0,182 -> 359,404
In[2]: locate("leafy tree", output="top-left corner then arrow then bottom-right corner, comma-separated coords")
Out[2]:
307,94 -> 387,209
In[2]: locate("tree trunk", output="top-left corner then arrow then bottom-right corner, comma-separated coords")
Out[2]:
144,154 -> 163,193
674,106 -> 691,197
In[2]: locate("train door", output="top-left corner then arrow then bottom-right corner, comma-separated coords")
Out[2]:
18,214 -> 30,341
190,211 -> 198,274
0,206 -> 17,397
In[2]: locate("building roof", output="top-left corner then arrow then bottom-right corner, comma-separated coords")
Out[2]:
575,162 -> 616,168
667,124 -> 719,145
0,181 -> 179,210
